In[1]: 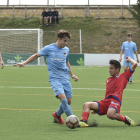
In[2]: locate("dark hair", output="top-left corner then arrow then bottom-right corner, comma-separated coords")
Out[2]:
57,30 -> 71,39
109,60 -> 121,71
127,33 -> 132,37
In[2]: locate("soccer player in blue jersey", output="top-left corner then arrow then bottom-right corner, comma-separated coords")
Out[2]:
119,33 -> 139,84
13,30 -> 78,124
0,53 -> 4,69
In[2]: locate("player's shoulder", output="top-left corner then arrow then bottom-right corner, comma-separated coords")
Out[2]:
43,43 -> 56,50
131,41 -> 136,45
63,46 -> 69,51
123,41 -> 128,44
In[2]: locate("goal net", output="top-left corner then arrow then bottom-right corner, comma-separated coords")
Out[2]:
0,29 -> 44,65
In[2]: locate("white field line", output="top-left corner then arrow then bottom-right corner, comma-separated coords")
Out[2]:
0,86 -> 140,92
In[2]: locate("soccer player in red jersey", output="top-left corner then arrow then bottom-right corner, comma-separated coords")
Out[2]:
79,57 -> 137,127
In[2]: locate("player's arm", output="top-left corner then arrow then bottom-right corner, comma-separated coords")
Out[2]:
0,53 -> 4,69
66,61 -> 78,82
13,53 -> 40,68
126,57 -> 137,71
119,50 -> 124,62
135,50 -> 139,63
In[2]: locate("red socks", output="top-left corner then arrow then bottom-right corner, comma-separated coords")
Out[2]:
82,112 -> 89,121
118,114 -> 126,122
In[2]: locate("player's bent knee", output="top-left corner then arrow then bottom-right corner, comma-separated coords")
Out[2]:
83,102 -> 88,109
107,112 -> 116,120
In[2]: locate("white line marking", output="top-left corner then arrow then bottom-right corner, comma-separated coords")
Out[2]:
0,86 -> 140,92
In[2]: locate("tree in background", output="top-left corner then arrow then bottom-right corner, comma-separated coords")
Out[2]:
130,0 -> 140,26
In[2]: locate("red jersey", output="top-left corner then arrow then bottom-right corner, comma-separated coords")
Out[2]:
105,67 -> 134,105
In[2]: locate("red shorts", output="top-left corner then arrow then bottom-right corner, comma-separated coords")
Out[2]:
95,97 -> 121,115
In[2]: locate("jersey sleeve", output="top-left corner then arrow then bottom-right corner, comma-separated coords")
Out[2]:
121,43 -> 124,50
66,49 -> 69,62
134,43 -> 137,51
39,46 -> 49,56
122,67 -> 134,80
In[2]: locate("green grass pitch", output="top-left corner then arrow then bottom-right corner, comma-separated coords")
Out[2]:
0,66 -> 140,140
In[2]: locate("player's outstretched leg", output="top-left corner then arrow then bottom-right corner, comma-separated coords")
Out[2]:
107,108 -> 136,126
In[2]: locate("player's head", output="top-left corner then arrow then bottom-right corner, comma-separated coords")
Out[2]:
109,60 -> 121,76
49,8 -> 51,11
57,30 -> 71,48
127,33 -> 132,42
43,8 -> 45,12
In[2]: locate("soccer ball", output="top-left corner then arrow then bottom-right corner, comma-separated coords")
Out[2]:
66,115 -> 79,129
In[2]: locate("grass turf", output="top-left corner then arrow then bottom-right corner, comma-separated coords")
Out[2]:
0,66 -> 140,140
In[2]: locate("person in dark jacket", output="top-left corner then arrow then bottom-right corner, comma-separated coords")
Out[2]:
47,8 -> 53,25
52,8 -> 59,24
40,8 -> 48,25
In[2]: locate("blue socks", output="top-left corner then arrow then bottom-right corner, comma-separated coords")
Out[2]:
130,74 -> 133,82
56,103 -> 64,116
56,98 -> 73,117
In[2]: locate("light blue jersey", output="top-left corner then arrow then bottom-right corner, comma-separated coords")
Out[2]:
121,41 -> 137,60
39,43 -> 70,81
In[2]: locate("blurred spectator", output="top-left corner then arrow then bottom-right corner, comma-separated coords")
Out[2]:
52,8 -> 59,24
47,8 -> 53,25
40,8 -> 48,25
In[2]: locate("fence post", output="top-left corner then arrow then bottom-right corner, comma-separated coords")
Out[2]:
25,5 -> 27,18
79,29 -> 82,54
98,5 -> 100,18
13,5 -> 15,18
61,5 -> 63,18
85,5 -> 87,17
121,4 -> 123,17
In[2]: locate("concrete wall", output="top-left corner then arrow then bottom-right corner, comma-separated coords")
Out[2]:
84,54 -> 140,66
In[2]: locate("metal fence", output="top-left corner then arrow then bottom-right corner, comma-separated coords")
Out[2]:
0,5 -> 133,18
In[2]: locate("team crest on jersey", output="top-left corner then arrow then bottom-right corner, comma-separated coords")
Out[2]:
63,52 -> 66,56
55,90 -> 58,93
116,74 -> 120,78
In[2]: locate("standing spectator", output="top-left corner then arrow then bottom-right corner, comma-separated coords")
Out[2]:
52,8 -> 59,24
47,8 -> 53,25
119,33 -> 139,84
40,8 -> 48,26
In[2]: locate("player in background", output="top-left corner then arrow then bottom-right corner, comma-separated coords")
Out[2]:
13,30 -> 78,124
119,33 -> 139,84
0,53 -> 4,69
79,57 -> 137,127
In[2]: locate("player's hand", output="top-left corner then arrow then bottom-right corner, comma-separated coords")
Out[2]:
91,110 -> 96,115
1,61 -> 4,69
13,63 -> 25,68
72,75 -> 78,82
119,58 -> 122,62
137,58 -> 139,63
126,56 -> 131,62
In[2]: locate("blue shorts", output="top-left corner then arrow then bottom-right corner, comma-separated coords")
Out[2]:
49,80 -> 72,98
123,60 -> 132,67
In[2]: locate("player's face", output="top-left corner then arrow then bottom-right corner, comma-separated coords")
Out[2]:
127,36 -> 132,42
58,37 -> 70,48
109,64 -> 119,76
